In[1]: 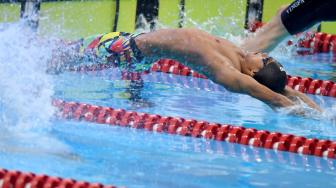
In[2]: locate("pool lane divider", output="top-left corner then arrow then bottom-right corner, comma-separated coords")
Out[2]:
297,32 -> 336,54
150,59 -> 336,98
66,59 -> 336,98
250,21 -> 336,54
182,135 -> 336,171
52,99 -> 336,160
0,168 -> 118,188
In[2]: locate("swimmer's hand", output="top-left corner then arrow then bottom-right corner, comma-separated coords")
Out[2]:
282,87 -> 323,112
322,105 -> 336,124
272,87 -> 323,117
277,103 -> 322,118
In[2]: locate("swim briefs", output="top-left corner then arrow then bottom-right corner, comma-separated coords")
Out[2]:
77,32 -> 150,72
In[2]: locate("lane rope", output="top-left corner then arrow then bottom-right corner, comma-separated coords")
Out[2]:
52,99 -> 336,160
0,168 -> 118,188
150,59 -> 336,98
65,59 -> 336,98
250,21 -> 336,54
170,134 -> 336,171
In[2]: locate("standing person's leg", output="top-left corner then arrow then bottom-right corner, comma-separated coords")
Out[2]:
242,0 -> 336,52
281,0 -> 336,35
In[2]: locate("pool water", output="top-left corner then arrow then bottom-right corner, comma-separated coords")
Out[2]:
55,64 -> 336,140
2,120 -> 336,188
1,57 -> 336,188
0,23 -> 336,188
280,54 -> 336,82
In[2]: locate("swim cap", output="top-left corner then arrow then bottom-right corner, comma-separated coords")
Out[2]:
253,60 -> 287,93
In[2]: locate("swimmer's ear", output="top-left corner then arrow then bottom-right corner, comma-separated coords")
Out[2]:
246,69 -> 257,77
251,71 -> 257,77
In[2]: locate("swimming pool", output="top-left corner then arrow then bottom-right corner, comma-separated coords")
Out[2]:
1,1 -> 336,187
1,39 -> 336,188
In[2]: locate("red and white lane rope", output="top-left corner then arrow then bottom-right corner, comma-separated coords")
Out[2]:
66,59 -> 336,97
297,32 -> 336,54
150,59 -> 336,97
176,134 -> 335,171
250,21 -> 336,54
52,99 -> 336,159
0,168 -> 118,188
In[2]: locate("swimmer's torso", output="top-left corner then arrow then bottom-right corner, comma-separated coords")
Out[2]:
134,28 -> 245,77
58,29 -> 245,75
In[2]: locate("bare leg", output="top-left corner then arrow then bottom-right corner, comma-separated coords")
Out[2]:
241,6 -> 290,53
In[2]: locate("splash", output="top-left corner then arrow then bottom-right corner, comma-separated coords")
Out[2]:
321,103 -> 336,126
135,2 -> 246,43
0,22 -> 55,131
0,22 -> 76,158
278,97 -> 336,126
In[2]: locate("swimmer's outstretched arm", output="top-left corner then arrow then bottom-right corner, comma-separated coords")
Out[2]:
212,67 -> 295,109
208,66 -> 324,115
282,86 -> 322,112
217,70 -> 323,113
209,66 -> 323,113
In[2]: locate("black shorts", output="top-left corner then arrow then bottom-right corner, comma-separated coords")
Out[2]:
281,0 -> 336,35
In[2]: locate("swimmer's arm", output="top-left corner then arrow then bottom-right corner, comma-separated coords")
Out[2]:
214,68 -> 294,108
241,6 -> 289,53
282,87 -> 323,112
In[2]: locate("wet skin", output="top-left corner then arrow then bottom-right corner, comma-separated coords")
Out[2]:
134,28 -> 321,113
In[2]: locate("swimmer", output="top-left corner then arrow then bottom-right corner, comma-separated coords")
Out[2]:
242,0 -> 336,52
48,29 -> 322,113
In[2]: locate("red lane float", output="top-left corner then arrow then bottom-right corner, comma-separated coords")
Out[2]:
0,168 -> 118,188
65,58 -> 336,98
250,21 -> 336,54
298,32 -> 336,54
52,99 -> 336,159
151,59 -> 336,98
187,134 -> 335,171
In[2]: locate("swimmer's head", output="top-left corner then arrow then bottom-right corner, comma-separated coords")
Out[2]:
244,53 -> 287,92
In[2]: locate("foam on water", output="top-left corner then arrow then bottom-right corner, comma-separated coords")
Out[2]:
0,22 -> 54,130
0,22 -> 72,157
278,100 -> 336,123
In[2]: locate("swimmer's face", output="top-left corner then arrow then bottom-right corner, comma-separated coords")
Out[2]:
245,53 -> 287,92
244,52 -> 272,76
252,56 -> 287,92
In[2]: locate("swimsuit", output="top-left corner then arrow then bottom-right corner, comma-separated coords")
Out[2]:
80,32 -> 149,72
281,0 -> 336,35
54,32 -> 149,73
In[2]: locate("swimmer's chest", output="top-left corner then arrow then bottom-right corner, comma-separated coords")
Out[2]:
213,37 -> 243,71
